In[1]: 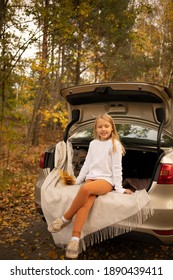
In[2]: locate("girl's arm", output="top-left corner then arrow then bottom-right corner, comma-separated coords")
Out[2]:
111,141 -> 125,193
111,141 -> 133,194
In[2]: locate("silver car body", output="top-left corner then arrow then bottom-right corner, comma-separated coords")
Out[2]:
35,82 -> 173,244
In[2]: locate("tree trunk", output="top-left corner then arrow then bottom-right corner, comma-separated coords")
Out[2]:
167,58 -> 173,88
28,0 -> 49,146
0,0 -> 9,39
75,41 -> 81,85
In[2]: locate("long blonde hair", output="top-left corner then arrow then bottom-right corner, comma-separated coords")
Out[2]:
94,114 -> 125,155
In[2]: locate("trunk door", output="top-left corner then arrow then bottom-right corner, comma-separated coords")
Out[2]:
61,82 -> 173,135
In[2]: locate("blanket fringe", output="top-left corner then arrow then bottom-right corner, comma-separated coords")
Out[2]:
79,201 -> 154,253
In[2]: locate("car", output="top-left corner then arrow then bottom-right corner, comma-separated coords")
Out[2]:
35,82 -> 173,244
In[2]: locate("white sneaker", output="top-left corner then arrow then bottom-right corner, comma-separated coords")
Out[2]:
66,240 -> 79,259
48,218 -> 70,233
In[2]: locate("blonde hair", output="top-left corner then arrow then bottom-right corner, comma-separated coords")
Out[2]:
94,114 -> 125,155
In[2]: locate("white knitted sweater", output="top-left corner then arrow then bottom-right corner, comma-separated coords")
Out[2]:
76,138 -> 124,193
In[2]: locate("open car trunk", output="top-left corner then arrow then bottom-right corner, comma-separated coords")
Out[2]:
72,146 -> 163,192
121,149 -> 161,191
61,83 -> 170,192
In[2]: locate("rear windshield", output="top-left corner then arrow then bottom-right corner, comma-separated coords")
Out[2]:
69,123 -> 173,147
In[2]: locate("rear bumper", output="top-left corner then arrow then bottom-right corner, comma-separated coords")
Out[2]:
133,227 -> 173,244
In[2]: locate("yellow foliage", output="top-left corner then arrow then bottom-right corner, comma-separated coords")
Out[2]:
40,102 -> 68,130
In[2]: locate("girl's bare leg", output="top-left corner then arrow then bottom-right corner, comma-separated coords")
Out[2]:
64,179 -> 113,222
72,194 -> 96,238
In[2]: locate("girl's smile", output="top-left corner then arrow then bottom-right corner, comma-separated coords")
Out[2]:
96,118 -> 112,141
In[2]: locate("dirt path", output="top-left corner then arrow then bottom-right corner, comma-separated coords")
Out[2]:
0,214 -> 61,260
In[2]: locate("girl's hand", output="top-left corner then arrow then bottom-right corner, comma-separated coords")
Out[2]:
124,189 -> 134,195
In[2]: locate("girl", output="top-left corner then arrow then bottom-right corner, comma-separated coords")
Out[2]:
48,114 -> 133,258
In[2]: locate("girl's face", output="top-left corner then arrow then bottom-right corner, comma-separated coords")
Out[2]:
95,118 -> 113,141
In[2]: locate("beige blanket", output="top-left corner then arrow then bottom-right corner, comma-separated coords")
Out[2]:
41,141 -> 153,252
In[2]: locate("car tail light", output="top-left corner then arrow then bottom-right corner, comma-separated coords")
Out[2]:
39,152 -> 45,169
157,164 -> 173,184
153,230 -> 173,236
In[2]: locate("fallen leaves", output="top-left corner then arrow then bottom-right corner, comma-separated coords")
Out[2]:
0,146 -> 39,245
0,178 -> 36,245
0,127 -> 64,259
47,250 -> 58,259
